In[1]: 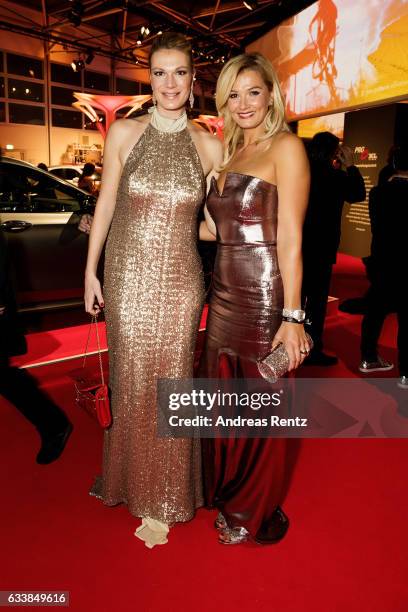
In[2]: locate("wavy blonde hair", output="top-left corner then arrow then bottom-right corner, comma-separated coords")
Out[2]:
216,52 -> 290,168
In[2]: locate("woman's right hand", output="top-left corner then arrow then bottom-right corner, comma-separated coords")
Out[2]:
84,274 -> 104,315
337,145 -> 354,168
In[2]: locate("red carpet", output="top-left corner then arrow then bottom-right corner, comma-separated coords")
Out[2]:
1,255 -> 407,611
326,254 -> 398,378
11,307 -> 209,369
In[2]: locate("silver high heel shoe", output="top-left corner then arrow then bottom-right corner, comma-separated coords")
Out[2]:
218,526 -> 249,545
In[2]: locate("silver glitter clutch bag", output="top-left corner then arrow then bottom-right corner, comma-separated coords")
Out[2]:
257,334 -> 313,383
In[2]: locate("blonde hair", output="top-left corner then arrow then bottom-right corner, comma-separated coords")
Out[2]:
149,32 -> 193,71
216,52 -> 289,168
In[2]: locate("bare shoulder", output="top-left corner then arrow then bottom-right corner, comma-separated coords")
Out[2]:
106,115 -> 151,166
271,130 -> 306,155
200,130 -> 223,167
190,123 -> 222,150
268,131 -> 309,175
108,114 -> 149,139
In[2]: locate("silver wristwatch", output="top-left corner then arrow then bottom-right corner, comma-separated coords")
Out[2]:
282,308 -> 306,322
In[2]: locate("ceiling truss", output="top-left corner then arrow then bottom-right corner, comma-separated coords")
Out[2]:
1,0 -> 317,84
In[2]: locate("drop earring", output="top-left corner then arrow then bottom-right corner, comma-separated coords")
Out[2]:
152,92 -> 157,106
189,86 -> 194,109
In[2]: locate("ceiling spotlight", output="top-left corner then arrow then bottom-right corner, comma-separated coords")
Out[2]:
140,25 -> 150,38
71,58 -> 85,72
157,30 -> 163,35
68,0 -> 84,26
85,50 -> 95,65
243,0 -> 258,9
136,39 -> 142,46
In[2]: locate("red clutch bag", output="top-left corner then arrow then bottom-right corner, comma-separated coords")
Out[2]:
74,314 -> 112,429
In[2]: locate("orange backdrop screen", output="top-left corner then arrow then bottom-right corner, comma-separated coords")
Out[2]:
297,112 -> 345,139
247,0 -> 408,120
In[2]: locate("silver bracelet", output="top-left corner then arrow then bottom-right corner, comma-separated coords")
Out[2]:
282,308 -> 306,322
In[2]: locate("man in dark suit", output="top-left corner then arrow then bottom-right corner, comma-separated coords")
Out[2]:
302,131 -> 366,365
0,231 -> 73,463
359,145 -> 408,388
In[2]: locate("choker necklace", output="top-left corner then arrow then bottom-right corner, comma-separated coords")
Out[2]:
148,105 -> 187,133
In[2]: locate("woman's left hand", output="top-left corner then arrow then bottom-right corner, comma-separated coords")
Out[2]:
78,214 -> 93,235
271,322 -> 311,372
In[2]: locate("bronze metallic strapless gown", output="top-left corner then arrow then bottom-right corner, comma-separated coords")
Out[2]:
91,123 -> 205,524
200,172 -> 287,540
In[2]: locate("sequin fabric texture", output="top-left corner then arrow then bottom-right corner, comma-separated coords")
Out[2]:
91,123 -> 205,523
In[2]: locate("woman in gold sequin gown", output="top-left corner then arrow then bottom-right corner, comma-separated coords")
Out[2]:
84,33 -> 222,547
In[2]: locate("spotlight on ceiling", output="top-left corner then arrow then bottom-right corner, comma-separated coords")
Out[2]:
140,25 -> 150,38
71,58 -> 85,72
243,0 -> 258,9
85,50 -> 95,65
68,0 -> 84,26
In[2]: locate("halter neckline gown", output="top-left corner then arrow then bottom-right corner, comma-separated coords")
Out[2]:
199,171 -> 288,542
91,122 -> 205,525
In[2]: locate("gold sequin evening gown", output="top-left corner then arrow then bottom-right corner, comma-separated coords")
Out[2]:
91,121 -> 205,525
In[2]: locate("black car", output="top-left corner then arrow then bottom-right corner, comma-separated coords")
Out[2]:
0,157 -> 95,310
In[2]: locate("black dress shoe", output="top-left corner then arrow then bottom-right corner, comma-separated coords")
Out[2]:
303,351 -> 338,366
255,506 -> 289,544
36,422 -> 73,465
338,297 -> 367,315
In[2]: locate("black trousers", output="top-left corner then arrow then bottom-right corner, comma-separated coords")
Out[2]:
302,258 -> 333,353
361,278 -> 407,376
0,354 -> 70,438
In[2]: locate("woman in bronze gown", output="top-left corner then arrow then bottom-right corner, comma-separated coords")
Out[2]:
84,33 -> 222,548
199,53 -> 310,544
